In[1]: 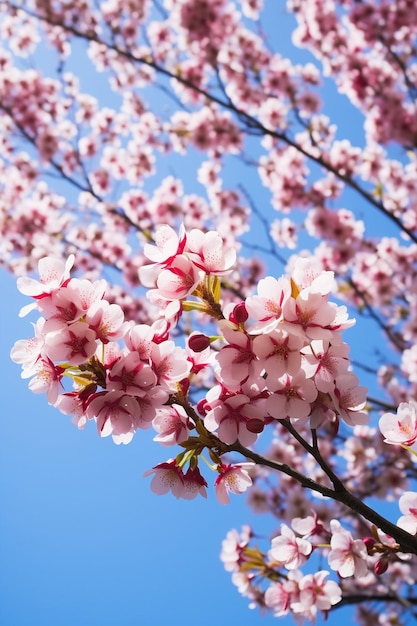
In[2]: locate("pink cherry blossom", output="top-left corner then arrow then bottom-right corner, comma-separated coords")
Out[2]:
269,524 -> 313,570
143,223 -> 186,265
107,352 -> 157,396
379,401 -> 417,447
266,371 -> 318,419
182,466 -> 208,500
291,257 -> 335,295
282,288 -> 339,340
214,463 -> 254,505
44,321 -> 98,365
245,275 -> 291,333
185,228 -> 236,275
85,299 -> 126,343
155,254 -> 202,300
86,390 -> 140,444
220,525 -> 252,573
10,317 -> 46,373
264,573 -> 300,618
204,391 -> 266,446
397,491 -> 417,534
28,356 -> 64,405
150,341 -> 191,390
17,254 -> 74,298
330,373 -> 369,426
327,520 -> 368,578
215,322 -> 258,390
152,404 -> 190,446
295,571 -> 342,618
252,328 -> 303,379
301,339 -> 350,392
144,459 -> 185,498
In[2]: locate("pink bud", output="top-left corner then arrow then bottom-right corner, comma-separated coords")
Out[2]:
363,537 -> 376,554
188,333 -> 211,352
246,418 -> 264,433
230,302 -> 248,324
197,398 -> 208,416
374,558 -> 389,575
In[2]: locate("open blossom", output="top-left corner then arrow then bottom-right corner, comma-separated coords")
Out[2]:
220,525 -> 252,572
150,341 -> 191,390
282,288 -> 339,340
107,352 -> 157,396
291,258 -> 334,293
182,466 -> 208,500
152,404 -> 190,446
327,520 -> 368,578
204,391 -> 266,446
143,224 -> 186,265
28,356 -> 64,405
185,228 -> 236,275
85,299 -> 127,343
266,371 -> 318,419
215,322 -> 258,390
44,321 -> 98,365
269,524 -> 313,570
301,339 -> 350,392
264,572 -> 301,618
295,571 -> 342,617
17,254 -> 75,299
155,254 -> 202,300
245,275 -> 291,333
214,463 -> 254,504
379,401 -> 417,447
86,390 -> 141,444
144,459 -> 185,498
252,328 -> 303,379
330,373 -> 368,426
10,317 -> 46,373
37,278 -> 107,323
397,492 -> 417,534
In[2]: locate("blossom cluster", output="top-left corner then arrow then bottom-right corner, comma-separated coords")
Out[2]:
221,512 -> 411,623
11,225 -> 369,508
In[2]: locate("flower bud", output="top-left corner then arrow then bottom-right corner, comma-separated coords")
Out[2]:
188,333 -> 211,352
197,398 -> 208,416
363,537 -> 376,555
246,418 -> 264,433
374,558 -> 389,575
230,302 -> 248,324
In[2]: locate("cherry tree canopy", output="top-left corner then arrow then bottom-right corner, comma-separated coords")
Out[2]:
3,0 -> 417,624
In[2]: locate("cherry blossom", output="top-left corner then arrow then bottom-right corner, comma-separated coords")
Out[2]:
17,254 -> 74,299
152,404 -> 190,446
269,524 -> 313,570
295,571 -> 342,619
144,460 -> 186,499
214,464 -> 254,505
44,321 -> 98,366
327,520 -> 368,578
397,492 -> 417,535
266,371 -> 318,420
379,401 -> 417,447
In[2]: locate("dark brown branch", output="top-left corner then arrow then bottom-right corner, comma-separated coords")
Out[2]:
227,439 -> 417,555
